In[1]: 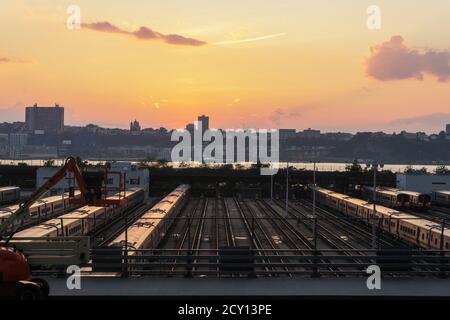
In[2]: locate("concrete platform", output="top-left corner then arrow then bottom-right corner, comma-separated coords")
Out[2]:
44,277 -> 450,297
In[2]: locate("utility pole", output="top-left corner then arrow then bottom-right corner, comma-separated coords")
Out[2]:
312,161 -> 317,250
285,162 -> 289,218
372,163 -> 378,251
270,170 -> 274,202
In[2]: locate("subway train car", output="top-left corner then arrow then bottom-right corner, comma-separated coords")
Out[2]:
0,186 -> 20,205
432,190 -> 450,207
362,186 -> 409,208
109,184 -> 190,253
12,189 -> 144,240
313,187 -> 450,250
385,187 -> 431,209
0,191 -> 82,230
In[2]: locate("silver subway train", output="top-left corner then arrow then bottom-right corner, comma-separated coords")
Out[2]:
12,189 -> 144,240
363,186 -> 431,209
0,191 -> 81,230
432,190 -> 450,207
0,186 -> 20,205
314,187 -> 450,250
109,184 -> 191,252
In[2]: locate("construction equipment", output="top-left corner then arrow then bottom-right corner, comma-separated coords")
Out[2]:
0,157 -> 124,299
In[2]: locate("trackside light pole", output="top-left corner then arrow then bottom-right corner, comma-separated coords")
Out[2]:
370,162 -> 383,251
285,162 -> 289,219
312,161 -> 317,250
270,163 -> 274,202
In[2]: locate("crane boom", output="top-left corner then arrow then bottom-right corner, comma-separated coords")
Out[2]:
0,157 -> 88,236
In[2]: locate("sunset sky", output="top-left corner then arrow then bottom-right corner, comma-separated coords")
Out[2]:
1,0 -> 450,133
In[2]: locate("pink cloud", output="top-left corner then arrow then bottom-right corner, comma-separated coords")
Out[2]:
82,21 -> 207,47
365,36 -> 450,82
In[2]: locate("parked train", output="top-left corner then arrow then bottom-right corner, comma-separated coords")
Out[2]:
109,184 -> 190,253
362,186 -> 408,208
363,186 -> 431,209
0,186 -> 20,205
0,191 -> 82,231
432,190 -> 450,207
12,189 -> 144,240
313,187 -> 450,250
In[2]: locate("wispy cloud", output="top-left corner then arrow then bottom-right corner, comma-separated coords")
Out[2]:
365,36 -> 450,82
269,106 -> 303,125
213,33 -> 286,45
0,57 -> 30,64
82,21 -> 207,47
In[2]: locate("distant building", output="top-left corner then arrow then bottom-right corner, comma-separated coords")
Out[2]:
9,133 -> 28,146
399,131 -> 415,139
446,124 -> 450,135
130,119 -> 141,133
25,104 -> 64,133
279,129 -> 297,140
324,132 -> 353,141
298,128 -> 321,139
186,123 -> 195,133
396,173 -> 450,193
8,133 -> 28,158
198,115 -> 209,131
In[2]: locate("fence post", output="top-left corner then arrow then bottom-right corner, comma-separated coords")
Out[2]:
439,219 -> 447,278
186,215 -> 193,278
122,215 -> 129,278
311,216 -> 320,278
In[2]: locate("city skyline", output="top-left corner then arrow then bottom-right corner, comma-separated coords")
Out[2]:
1,1 -> 450,133
2,104 -> 450,136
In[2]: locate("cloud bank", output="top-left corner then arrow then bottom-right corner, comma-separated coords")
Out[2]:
365,36 -> 450,82
82,21 -> 207,47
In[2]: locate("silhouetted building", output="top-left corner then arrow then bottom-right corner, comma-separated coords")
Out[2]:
25,104 -> 64,133
198,115 -> 209,131
298,128 -> 321,138
186,123 -> 195,133
130,119 -> 141,133
279,129 -> 297,140
9,133 -> 28,146
446,124 -> 450,135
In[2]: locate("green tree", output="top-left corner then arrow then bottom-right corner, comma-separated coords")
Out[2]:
43,159 -> 55,167
435,164 -> 450,175
345,159 -> 363,173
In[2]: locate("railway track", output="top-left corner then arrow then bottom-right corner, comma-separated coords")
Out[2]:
296,199 -> 411,249
91,202 -> 152,247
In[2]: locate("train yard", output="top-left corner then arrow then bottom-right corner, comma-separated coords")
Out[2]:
3,184 -> 450,282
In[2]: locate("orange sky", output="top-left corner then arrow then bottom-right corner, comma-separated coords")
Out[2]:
1,0 -> 450,133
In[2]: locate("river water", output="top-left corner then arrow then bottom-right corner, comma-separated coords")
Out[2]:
0,159 -> 447,173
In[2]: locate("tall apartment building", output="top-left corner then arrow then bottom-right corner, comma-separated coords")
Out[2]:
25,104 -> 64,133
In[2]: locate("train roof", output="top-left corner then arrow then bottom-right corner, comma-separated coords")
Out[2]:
109,185 -> 189,248
433,190 -> 450,196
13,223 -> 60,238
13,205 -> 105,238
385,187 -> 427,197
318,187 -> 450,234
0,186 -> 20,192
364,186 -> 410,197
